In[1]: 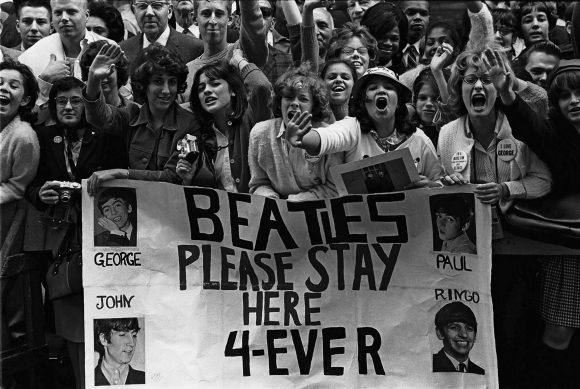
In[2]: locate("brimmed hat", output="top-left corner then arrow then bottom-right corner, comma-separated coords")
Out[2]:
435,302 -> 477,331
351,67 -> 412,103
547,59 -> 580,88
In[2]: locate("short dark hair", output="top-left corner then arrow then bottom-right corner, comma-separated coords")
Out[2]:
0,58 -> 38,123
426,20 -> 463,55
190,60 -> 248,128
435,302 -> 477,332
16,0 -> 51,19
327,22 -> 378,66
513,1 -> 557,37
517,40 -> 561,67
88,1 -> 125,43
320,58 -> 359,84
361,2 -> 407,66
435,194 -> 473,228
131,44 -> 189,103
491,8 -> 518,31
94,317 -> 140,357
97,187 -> 135,214
80,40 -> 129,88
48,77 -> 86,125
273,63 -> 331,124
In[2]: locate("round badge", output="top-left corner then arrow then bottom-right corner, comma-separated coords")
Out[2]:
53,136 -> 63,144
451,151 -> 468,172
497,139 -> 517,162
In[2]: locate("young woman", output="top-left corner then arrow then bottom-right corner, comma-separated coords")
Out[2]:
497,57 -> 580,387
180,49 -> 272,192
320,59 -> 357,121
326,22 -> 377,79
513,1 -> 554,48
285,66 -> 444,187
249,65 -> 342,200
410,67 -> 448,148
84,43 -> 208,194
0,59 -> 39,244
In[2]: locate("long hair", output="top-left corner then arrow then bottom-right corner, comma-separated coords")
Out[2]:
0,58 -> 38,124
88,1 -> 125,43
273,63 -> 331,123
190,60 -> 248,128
548,70 -> 580,120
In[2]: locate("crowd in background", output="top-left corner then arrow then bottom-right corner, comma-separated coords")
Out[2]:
1,0 -> 579,388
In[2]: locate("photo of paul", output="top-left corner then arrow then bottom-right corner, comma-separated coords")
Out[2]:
94,188 -> 137,247
430,193 -> 476,254
432,302 -> 485,375
94,317 -> 145,386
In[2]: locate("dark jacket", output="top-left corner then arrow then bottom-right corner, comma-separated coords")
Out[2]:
503,94 -> 580,193
432,348 -> 485,375
120,27 -> 204,74
94,227 -> 137,247
94,362 -> 145,386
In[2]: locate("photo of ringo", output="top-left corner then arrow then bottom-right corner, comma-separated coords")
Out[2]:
94,187 -> 137,247
429,193 -> 477,254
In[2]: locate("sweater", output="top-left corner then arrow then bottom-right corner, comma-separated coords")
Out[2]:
249,118 -> 342,201
0,116 -> 40,204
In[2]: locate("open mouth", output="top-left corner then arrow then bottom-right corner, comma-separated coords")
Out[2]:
113,216 -> 122,223
376,97 -> 388,111
0,96 -> 10,106
287,110 -> 300,119
204,96 -> 217,104
471,93 -> 486,109
331,84 -> 345,92
570,107 -> 580,114
352,60 -> 363,68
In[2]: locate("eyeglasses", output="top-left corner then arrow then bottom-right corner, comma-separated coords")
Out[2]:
341,46 -> 369,56
495,27 -> 514,37
462,74 -> 492,85
55,96 -> 83,107
259,7 -> 273,18
133,1 -> 169,11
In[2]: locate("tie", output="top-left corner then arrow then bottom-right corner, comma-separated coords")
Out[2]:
406,45 -> 418,69
458,363 -> 467,372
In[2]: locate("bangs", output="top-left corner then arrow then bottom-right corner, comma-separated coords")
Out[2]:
520,2 -> 550,16
548,70 -> 580,109
200,66 -> 225,82
274,76 -> 312,98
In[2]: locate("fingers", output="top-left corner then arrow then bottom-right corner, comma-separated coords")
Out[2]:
474,183 -> 501,204
87,173 -> 100,196
441,173 -> 467,186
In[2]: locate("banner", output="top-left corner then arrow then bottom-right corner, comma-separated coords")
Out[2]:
82,180 -> 497,388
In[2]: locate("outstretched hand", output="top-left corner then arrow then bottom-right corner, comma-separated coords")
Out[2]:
285,111 -> 312,148
89,43 -> 123,81
482,48 -> 513,97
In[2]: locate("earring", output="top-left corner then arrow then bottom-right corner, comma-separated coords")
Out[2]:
231,92 -> 236,97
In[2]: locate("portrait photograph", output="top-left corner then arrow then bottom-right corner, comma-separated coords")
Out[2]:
94,187 -> 137,247
429,193 -> 477,254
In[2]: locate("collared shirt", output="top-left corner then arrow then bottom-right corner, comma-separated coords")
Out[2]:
131,104 -> 177,171
110,222 -> 134,241
176,23 -> 199,37
443,351 -> 471,372
441,232 -> 476,254
143,26 -> 171,48
100,358 -> 130,386
402,40 -> 421,68
213,123 -> 238,193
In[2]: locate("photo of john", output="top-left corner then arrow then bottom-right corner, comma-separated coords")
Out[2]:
94,317 -> 145,386
429,193 -> 477,254
432,302 -> 485,375
94,188 -> 137,247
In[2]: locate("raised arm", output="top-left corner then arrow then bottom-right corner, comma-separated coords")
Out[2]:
281,0 -> 304,65
239,0 -> 269,68
465,1 -> 494,51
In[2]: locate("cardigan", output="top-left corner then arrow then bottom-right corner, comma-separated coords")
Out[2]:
314,116 -> 444,181
438,112 -> 552,210
0,116 -> 40,204
249,118 -> 342,200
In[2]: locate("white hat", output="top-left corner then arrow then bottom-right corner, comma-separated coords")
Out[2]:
351,66 -> 412,103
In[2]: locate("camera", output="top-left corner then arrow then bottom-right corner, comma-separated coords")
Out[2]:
56,181 -> 81,203
176,134 -> 199,163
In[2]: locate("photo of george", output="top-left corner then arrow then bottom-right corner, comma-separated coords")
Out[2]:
94,187 -> 137,247
94,317 -> 146,386
429,193 -> 477,254
432,302 -> 485,375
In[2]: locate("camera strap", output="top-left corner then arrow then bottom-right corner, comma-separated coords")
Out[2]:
63,135 -> 77,181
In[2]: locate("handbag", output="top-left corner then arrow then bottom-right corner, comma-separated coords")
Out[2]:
503,191 -> 580,248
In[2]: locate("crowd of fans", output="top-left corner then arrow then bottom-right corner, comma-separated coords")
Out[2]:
1,0 -> 579,388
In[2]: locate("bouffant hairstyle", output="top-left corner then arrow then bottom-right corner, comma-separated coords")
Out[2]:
273,63 -> 331,124
360,2 -> 407,66
348,75 -> 414,136
0,58 -> 38,124
190,60 -> 248,128
48,77 -> 87,130
512,1 -> 557,38
131,44 -> 189,103
80,40 -> 130,88
326,22 -> 378,65
547,69 -> 580,119
88,1 -> 125,43
94,317 -> 140,357
446,49 -> 510,117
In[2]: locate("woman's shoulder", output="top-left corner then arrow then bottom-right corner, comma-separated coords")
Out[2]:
250,118 -> 282,139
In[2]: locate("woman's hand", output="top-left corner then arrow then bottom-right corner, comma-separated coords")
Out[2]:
39,181 -> 61,205
87,169 -> 128,196
405,175 -> 441,189
474,182 -> 506,204
482,48 -> 515,104
176,154 -> 195,185
429,43 -> 453,73
441,172 -> 469,186
97,217 -> 122,234
285,111 -> 312,148
88,43 -> 122,81
229,48 -> 247,71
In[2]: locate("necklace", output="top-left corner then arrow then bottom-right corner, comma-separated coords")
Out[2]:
370,129 -> 406,152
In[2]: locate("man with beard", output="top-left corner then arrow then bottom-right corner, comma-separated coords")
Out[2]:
433,302 -> 485,375
400,0 -> 429,71
13,0 -> 52,52
94,318 -> 145,386
95,188 -> 137,247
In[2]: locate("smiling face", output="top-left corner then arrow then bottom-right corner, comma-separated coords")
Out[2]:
436,321 -> 476,362
323,63 -> 355,106
55,87 -> 84,127
363,76 -> 399,123
50,0 -> 88,42
520,9 -> 549,46
17,6 -> 52,50
146,72 -> 178,113
558,87 -> 580,128
100,329 -> 138,368
134,0 -> 172,42
525,51 -> 559,89
339,37 -> 371,78
0,69 -> 30,124
196,0 -> 230,46
377,26 -> 400,64
416,83 -> 437,125
280,85 -> 314,126
424,26 -> 454,63
101,197 -> 132,229
197,73 -> 232,116
461,67 -> 497,119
